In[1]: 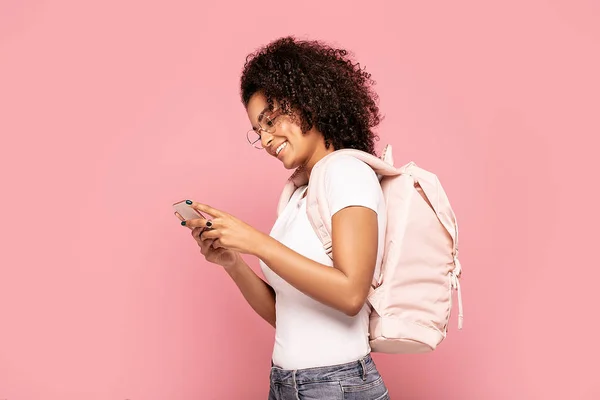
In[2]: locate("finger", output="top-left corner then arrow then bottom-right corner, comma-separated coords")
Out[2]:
191,227 -> 204,240
211,238 -> 222,249
182,216 -> 208,229
195,228 -> 213,248
189,202 -> 224,218
200,228 -> 220,240
185,216 -> 221,230
176,212 -> 196,230
194,229 -> 214,251
199,238 -> 215,254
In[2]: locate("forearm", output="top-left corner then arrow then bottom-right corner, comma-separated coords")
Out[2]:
225,256 -> 277,328
252,234 -> 363,316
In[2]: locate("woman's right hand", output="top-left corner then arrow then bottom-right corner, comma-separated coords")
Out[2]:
175,212 -> 240,270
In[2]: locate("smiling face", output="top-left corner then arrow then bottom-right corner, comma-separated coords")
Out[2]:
246,92 -> 333,172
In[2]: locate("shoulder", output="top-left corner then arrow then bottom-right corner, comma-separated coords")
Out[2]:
321,153 -> 382,216
323,153 -> 378,183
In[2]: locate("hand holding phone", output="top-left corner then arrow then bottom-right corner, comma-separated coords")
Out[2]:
172,199 -> 240,269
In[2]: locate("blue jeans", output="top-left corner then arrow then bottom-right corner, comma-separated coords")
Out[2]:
268,353 -> 390,399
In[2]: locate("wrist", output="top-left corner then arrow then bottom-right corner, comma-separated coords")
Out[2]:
223,253 -> 244,274
250,231 -> 274,258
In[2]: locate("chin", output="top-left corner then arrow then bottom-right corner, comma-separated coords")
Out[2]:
282,155 -> 305,170
282,160 -> 296,170
280,151 -> 297,170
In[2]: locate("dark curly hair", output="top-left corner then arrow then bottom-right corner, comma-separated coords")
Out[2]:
240,36 -> 382,155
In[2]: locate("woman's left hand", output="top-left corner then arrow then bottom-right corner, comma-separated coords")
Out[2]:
182,201 -> 268,256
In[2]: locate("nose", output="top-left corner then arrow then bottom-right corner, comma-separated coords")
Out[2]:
260,130 -> 274,149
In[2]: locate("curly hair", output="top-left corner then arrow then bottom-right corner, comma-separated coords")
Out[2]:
240,36 -> 382,155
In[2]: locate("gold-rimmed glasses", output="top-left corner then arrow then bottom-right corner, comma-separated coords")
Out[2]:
246,108 -> 283,149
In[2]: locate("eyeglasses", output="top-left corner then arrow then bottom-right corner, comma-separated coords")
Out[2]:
246,108 -> 283,149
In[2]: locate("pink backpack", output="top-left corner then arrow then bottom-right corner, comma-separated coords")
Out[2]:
277,144 -> 463,353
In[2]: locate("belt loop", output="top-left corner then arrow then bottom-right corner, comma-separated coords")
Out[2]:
292,370 -> 300,400
359,357 -> 367,381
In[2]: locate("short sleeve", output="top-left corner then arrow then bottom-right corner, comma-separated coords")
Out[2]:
324,155 -> 381,217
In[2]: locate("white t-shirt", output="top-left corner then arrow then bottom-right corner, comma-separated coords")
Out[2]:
259,154 -> 387,370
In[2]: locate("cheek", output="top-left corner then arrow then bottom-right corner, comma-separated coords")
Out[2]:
278,120 -> 293,134
280,122 -> 303,144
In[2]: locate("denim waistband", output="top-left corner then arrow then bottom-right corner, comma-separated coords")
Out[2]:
270,354 -> 374,385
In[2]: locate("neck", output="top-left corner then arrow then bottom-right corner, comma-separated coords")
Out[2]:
303,144 -> 335,179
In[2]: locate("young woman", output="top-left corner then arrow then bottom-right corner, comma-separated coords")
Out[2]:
177,36 -> 390,400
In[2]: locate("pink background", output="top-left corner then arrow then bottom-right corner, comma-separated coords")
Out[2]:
1,0 -> 599,399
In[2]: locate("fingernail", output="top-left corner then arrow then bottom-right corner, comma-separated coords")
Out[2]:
181,221 -> 186,226
185,200 -> 192,205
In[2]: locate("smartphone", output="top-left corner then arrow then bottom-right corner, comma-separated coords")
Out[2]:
172,200 -> 206,221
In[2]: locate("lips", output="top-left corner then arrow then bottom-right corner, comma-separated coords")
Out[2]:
275,141 -> 288,157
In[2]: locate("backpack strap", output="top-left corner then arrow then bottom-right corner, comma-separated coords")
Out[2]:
304,148 -> 401,260
276,169 -> 309,217
277,180 -> 299,217
278,144 -> 398,217
451,257 -> 464,329
304,155 -> 335,258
